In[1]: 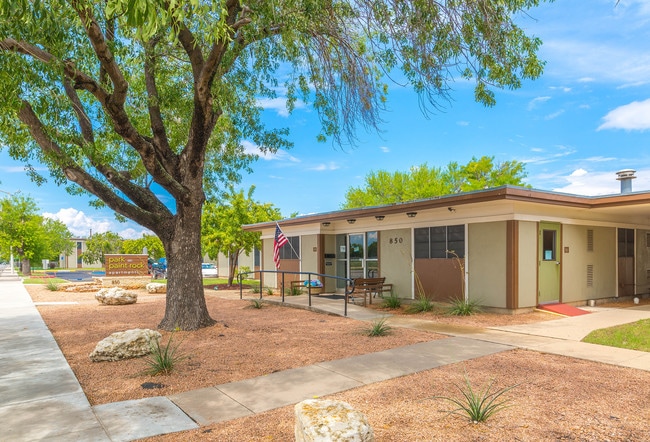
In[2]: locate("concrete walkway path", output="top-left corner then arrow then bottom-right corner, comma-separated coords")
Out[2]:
2,275 -> 649,441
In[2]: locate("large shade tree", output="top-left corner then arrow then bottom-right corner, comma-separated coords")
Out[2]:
0,0 -> 546,329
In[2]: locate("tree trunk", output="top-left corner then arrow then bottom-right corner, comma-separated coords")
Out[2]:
227,251 -> 239,286
21,258 -> 32,276
158,203 -> 215,331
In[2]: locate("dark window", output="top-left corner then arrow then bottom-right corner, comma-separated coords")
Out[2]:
254,248 -> 260,266
618,229 -> 634,258
414,225 -> 465,259
280,236 -> 300,260
542,230 -> 556,261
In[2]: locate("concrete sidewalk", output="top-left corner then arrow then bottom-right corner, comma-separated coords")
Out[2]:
2,275 -> 650,441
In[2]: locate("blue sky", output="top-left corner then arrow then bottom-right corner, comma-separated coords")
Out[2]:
2,0 -> 650,238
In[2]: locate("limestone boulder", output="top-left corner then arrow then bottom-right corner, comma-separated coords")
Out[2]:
90,328 -> 161,362
146,282 -> 167,294
295,399 -> 374,442
95,287 -> 138,305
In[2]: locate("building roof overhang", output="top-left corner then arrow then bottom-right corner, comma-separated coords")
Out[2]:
243,185 -> 650,231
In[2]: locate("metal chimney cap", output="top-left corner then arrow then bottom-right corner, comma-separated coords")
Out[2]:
616,169 -> 637,180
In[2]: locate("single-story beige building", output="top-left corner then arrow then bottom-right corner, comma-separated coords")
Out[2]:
244,174 -> 650,312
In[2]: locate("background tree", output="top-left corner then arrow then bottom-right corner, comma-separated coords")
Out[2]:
0,195 -> 73,274
202,186 -> 282,286
122,234 -> 165,261
42,217 -> 74,265
83,231 -> 123,265
343,156 -> 529,208
0,1 -> 546,329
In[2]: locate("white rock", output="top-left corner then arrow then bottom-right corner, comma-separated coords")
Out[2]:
146,282 -> 167,294
89,328 -> 161,362
95,287 -> 138,305
295,399 -> 374,442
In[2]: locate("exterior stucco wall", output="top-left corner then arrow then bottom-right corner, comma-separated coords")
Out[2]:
517,221 -> 538,309
561,225 -> 616,302
301,234 -> 319,273
261,238 -> 278,288
468,222 -> 507,308
636,229 -> 650,295
379,228 -> 412,298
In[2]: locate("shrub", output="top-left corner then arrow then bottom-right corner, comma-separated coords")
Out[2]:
141,331 -> 185,376
382,294 -> 402,309
447,297 -> 481,316
408,295 -> 434,313
434,373 -> 518,423
363,317 -> 392,337
265,287 -> 274,296
250,286 -> 260,294
46,280 -> 60,291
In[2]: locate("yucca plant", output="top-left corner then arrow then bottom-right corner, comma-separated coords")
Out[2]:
142,331 -> 185,376
435,373 -> 518,423
447,297 -> 481,316
265,286 -> 274,296
382,294 -> 402,309
364,317 -> 392,337
408,295 -> 434,313
249,299 -> 264,309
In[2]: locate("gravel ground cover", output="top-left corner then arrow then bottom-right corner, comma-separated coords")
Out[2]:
26,284 -> 650,441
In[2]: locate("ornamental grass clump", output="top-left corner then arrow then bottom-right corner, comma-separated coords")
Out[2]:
142,331 -> 186,376
363,317 -> 392,337
46,280 -> 60,291
447,297 -> 481,316
382,294 -> 402,309
408,295 -> 435,313
435,373 -> 518,423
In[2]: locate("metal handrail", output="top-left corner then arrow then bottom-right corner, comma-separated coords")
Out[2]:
237,270 -> 355,316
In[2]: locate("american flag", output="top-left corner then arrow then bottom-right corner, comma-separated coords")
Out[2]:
273,224 -> 288,269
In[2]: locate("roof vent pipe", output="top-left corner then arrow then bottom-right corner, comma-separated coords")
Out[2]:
616,169 -> 636,194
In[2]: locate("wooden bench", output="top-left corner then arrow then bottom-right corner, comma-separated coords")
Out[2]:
347,277 -> 393,306
290,280 -> 323,295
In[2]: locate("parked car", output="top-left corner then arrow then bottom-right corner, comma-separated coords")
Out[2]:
201,262 -> 218,278
152,258 -> 167,279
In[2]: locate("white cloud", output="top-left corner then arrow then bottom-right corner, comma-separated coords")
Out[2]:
598,98 -> 650,131
256,97 -> 306,117
44,207 -> 152,239
456,121 -> 469,126
43,208 -> 112,237
118,227 -> 152,240
379,146 -> 390,153
544,110 -> 565,120
578,77 -> 595,83
552,168 -> 650,196
242,140 -> 300,163
308,162 -> 340,171
527,96 -> 551,110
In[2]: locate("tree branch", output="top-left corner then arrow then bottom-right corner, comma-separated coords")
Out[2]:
17,100 -> 172,230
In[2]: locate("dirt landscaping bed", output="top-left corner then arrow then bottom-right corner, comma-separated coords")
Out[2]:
27,284 -> 650,441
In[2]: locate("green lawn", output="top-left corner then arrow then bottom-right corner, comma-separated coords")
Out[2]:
582,319 -> 650,352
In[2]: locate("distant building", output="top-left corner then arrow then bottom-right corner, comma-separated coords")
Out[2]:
59,237 -> 101,269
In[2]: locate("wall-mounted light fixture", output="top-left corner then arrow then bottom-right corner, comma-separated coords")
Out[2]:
375,215 -> 385,221
406,212 -> 417,218
448,207 -> 456,212
347,219 -> 356,224
322,221 -> 331,227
